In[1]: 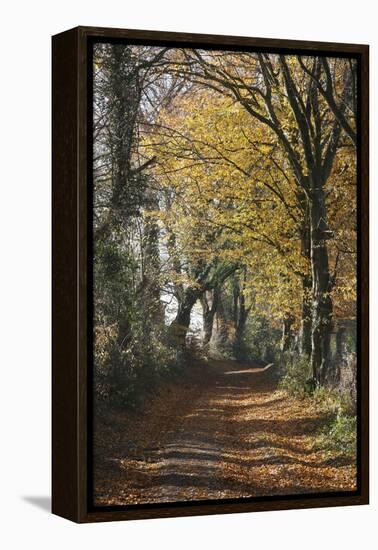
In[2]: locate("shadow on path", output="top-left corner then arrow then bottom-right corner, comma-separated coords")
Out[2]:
93,358 -> 357,505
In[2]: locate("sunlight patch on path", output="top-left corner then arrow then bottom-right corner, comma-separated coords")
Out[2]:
224,363 -> 274,375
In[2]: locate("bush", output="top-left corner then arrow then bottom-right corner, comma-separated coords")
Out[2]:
278,352 -> 312,396
240,315 -> 281,364
315,412 -> 357,458
94,314 -> 177,410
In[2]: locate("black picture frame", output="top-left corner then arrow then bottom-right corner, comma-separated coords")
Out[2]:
52,26 -> 369,523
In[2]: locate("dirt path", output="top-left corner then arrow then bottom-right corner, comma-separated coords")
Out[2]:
93,359 -> 356,506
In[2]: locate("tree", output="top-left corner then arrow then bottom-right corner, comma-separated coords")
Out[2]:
165,51 -> 356,383
147,84 -> 305,357
92,43 -> 178,402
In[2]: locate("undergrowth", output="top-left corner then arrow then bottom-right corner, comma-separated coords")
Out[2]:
278,352 -> 312,396
312,386 -> 357,459
279,353 -> 357,460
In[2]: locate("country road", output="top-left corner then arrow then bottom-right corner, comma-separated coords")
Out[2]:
93,359 -> 356,506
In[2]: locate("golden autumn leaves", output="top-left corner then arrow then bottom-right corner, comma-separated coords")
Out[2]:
141,72 -> 356,329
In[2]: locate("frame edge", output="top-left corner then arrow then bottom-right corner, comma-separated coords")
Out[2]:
52,26 -> 369,523
52,27 -> 81,523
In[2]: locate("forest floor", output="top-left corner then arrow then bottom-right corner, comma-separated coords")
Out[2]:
93,358 -> 357,506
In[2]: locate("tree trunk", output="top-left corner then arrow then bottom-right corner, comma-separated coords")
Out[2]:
331,324 -> 346,383
214,291 -> 230,351
201,289 -> 219,348
309,187 -> 333,384
94,45 -> 141,242
336,325 -> 346,356
298,191 -> 312,356
233,281 -> 249,360
169,288 -> 199,349
141,192 -> 164,327
300,276 -> 312,356
281,313 -> 295,352
168,260 -> 237,353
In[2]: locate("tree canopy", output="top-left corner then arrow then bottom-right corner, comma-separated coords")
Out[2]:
92,44 -> 357,405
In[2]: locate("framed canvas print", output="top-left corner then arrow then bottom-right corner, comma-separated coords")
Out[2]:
52,26 -> 369,523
